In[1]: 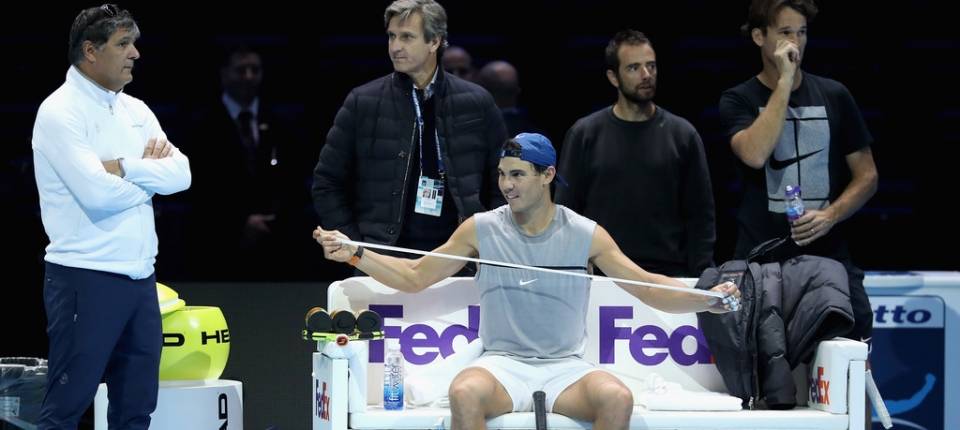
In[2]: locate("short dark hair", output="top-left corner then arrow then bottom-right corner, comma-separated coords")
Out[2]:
220,44 -> 260,69
604,30 -> 651,76
741,0 -> 818,36
68,4 -> 138,65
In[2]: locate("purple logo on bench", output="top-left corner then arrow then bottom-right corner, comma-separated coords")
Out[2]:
599,306 -> 711,365
369,304 -> 480,364
367,304 -> 711,366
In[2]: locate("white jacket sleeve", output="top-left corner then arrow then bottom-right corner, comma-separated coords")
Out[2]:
33,106 -> 152,212
122,146 -> 192,195
120,108 -> 192,195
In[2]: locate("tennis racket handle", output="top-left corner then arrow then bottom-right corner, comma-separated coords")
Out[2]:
533,390 -> 547,430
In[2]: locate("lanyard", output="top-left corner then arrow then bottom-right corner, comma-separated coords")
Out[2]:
411,89 -> 445,179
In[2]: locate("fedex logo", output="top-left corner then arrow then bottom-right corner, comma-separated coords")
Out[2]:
368,303 -> 711,366
315,380 -> 330,421
599,306 -> 711,365
369,304 -> 479,364
808,366 -> 830,405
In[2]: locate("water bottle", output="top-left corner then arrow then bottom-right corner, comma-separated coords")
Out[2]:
785,185 -> 805,222
383,340 -> 404,410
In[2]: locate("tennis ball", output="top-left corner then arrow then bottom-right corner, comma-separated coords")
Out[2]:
156,282 -> 186,316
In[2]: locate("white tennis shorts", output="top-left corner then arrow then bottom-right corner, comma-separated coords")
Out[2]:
466,354 -> 606,412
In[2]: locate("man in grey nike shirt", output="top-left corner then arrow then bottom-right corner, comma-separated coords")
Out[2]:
316,133 -> 739,430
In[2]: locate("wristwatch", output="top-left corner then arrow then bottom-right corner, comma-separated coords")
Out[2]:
348,246 -> 365,267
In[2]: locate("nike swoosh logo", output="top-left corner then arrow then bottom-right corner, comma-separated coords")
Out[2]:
769,149 -> 823,170
519,279 -> 538,286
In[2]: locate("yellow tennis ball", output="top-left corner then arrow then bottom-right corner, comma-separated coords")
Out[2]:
156,282 -> 186,316
159,306 -> 230,380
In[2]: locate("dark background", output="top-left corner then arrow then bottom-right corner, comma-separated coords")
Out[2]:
1,1 -> 957,428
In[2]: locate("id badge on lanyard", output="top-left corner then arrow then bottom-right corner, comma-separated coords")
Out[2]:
412,89 -> 445,217
415,176 -> 444,216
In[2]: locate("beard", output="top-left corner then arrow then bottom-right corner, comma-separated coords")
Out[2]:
618,82 -> 656,105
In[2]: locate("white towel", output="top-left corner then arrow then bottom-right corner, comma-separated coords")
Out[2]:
405,339 -> 484,407
635,373 -> 742,411
321,341 -> 369,413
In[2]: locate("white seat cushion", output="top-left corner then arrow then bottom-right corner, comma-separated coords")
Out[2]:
349,406 -> 849,430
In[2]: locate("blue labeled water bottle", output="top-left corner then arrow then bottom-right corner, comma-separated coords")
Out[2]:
383,340 -> 404,410
785,185 -> 805,222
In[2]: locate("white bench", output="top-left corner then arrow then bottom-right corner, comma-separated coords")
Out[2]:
312,277 -> 867,430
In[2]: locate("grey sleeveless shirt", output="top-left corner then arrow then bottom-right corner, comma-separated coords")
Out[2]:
474,204 -> 597,361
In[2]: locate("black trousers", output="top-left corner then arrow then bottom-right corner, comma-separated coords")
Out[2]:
39,262 -> 160,430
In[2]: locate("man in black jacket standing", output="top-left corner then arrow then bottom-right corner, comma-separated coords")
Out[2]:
187,46 -> 314,280
312,0 -> 507,255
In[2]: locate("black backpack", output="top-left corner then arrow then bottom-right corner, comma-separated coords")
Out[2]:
696,237 -> 831,410
696,259 -> 762,409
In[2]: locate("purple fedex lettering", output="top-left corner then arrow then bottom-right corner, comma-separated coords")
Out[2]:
369,304 -> 480,364
599,306 -> 711,365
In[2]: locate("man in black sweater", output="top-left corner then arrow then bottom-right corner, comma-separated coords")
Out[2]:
556,30 -> 715,277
